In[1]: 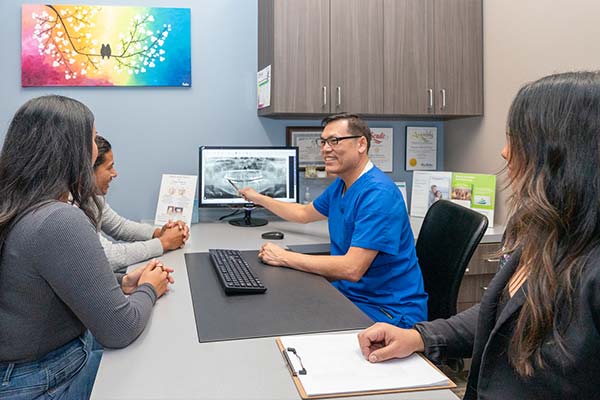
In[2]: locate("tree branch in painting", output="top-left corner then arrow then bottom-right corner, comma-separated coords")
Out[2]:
30,5 -> 172,81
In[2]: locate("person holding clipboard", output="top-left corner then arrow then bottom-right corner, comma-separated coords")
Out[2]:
358,72 -> 600,399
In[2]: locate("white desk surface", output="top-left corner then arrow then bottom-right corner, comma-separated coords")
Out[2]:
92,217 -> 503,399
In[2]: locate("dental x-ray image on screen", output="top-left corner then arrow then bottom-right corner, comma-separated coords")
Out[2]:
199,147 -> 299,207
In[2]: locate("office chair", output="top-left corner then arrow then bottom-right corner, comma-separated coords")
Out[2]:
415,200 -> 488,373
416,200 -> 489,322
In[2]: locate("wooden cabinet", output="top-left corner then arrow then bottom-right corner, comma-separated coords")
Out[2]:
258,0 -> 482,118
457,242 -> 500,312
258,0 -> 383,116
384,0 -> 483,116
433,0 -> 483,116
258,0 -> 329,115
383,0 -> 433,115
330,0 -> 384,114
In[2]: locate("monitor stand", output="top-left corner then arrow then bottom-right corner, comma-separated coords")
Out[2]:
229,208 -> 268,227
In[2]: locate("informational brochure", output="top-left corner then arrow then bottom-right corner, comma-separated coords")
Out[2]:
410,171 -> 453,217
451,172 -> 496,226
405,126 -> 437,171
394,181 -> 408,212
411,171 -> 496,226
257,65 -> 271,109
154,174 -> 197,227
370,127 -> 393,172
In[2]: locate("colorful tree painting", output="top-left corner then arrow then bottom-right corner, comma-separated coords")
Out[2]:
22,4 -> 191,86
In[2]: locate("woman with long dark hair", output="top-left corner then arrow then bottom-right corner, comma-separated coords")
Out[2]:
358,71 -> 600,399
0,95 -> 173,399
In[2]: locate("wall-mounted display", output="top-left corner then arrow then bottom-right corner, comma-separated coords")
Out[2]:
21,4 -> 191,87
286,127 -> 325,170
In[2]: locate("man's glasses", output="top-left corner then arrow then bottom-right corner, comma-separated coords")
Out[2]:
315,135 -> 362,148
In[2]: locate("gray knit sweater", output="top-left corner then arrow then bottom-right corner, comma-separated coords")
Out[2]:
96,197 -> 163,272
0,202 -> 157,363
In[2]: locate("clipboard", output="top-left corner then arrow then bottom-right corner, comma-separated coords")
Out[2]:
276,334 -> 455,399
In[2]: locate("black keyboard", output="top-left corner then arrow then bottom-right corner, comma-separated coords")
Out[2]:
208,249 -> 267,295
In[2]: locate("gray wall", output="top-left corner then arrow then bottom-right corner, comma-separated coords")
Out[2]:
0,0 -> 443,222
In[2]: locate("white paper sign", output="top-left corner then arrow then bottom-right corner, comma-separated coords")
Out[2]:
410,171 -> 452,217
370,127 -> 393,172
394,181 -> 408,212
406,127 -> 437,170
257,65 -> 271,109
154,174 -> 197,227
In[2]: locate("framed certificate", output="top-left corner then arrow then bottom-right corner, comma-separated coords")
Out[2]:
286,126 -> 324,170
405,126 -> 437,171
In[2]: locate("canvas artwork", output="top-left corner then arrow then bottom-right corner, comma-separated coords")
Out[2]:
21,4 -> 191,87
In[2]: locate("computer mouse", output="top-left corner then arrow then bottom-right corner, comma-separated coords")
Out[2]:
261,231 -> 284,240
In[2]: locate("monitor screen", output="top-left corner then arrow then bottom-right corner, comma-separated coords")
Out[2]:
198,146 -> 299,208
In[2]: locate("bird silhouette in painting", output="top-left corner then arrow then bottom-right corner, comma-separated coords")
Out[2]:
100,44 -> 112,59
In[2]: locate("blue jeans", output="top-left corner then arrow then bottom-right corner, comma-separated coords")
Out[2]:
0,331 -> 103,399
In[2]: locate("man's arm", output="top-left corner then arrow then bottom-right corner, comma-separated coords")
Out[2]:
258,244 -> 378,282
238,187 -> 325,224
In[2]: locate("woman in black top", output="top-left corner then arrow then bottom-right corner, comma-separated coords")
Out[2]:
358,71 -> 600,399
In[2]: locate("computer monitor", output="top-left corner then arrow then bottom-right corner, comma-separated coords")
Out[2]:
198,146 -> 299,227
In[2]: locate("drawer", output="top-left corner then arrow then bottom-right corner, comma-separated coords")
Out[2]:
457,273 -> 495,303
464,242 -> 502,276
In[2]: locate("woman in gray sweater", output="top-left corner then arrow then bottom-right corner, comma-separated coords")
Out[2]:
0,95 -> 174,399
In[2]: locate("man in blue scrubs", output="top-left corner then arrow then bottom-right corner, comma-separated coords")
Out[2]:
239,113 -> 427,328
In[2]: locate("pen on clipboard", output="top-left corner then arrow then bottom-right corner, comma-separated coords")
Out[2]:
283,347 -> 307,376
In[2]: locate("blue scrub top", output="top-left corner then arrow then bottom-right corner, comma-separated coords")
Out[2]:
313,166 -> 428,328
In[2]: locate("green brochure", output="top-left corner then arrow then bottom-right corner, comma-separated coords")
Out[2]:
411,171 -> 496,227
451,173 -> 496,226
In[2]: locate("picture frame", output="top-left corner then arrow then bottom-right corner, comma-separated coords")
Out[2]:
285,126 -> 325,170
405,126 -> 438,171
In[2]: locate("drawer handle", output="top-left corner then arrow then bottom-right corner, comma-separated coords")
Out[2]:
440,88 -> 446,109
485,258 -> 500,263
427,88 -> 433,109
481,286 -> 488,291
465,267 -> 470,273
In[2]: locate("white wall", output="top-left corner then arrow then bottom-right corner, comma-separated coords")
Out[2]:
444,0 -> 600,225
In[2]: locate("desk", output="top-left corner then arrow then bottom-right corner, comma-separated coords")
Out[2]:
92,219 -> 504,399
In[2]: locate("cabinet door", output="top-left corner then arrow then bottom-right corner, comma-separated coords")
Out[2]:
433,0 -> 483,116
330,0 -> 384,114
383,0 -> 434,115
271,0 -> 330,114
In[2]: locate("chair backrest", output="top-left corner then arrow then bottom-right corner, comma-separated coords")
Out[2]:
416,200 -> 489,321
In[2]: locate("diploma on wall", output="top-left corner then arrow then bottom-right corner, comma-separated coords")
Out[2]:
154,174 -> 197,227
276,332 -> 455,399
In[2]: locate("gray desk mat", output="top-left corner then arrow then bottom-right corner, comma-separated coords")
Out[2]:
287,243 -> 331,255
185,250 -> 372,342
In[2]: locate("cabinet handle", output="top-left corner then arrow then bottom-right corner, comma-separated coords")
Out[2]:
336,86 -> 341,107
322,86 -> 327,106
481,286 -> 488,291
485,258 -> 500,263
465,267 -> 470,273
440,89 -> 446,110
427,89 -> 433,110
